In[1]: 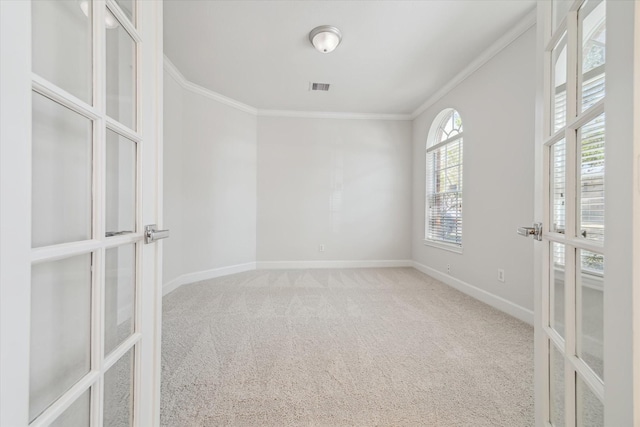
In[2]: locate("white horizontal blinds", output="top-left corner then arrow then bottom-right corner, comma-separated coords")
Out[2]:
580,0 -> 606,112
578,113 -> 605,244
426,109 -> 463,246
552,34 -> 568,134
551,139 -> 566,234
578,0 -> 606,248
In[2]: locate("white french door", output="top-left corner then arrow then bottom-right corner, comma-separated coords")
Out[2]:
0,1 -> 163,426
534,1 -> 640,426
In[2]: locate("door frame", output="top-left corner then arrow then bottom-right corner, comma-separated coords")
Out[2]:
533,1 -> 640,426
0,1 -> 164,425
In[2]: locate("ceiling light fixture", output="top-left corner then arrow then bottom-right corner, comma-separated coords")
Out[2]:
309,25 -> 342,54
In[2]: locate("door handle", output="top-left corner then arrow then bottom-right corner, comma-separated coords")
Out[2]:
144,224 -> 170,244
517,222 -> 542,241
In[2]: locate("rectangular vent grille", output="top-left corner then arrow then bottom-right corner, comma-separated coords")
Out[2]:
311,82 -> 330,91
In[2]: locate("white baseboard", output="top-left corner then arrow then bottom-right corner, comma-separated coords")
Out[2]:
256,259 -> 413,269
412,261 -> 534,325
162,262 -> 257,296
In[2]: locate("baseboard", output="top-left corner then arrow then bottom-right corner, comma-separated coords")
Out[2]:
162,262 -> 257,296
412,261 -> 534,325
256,259 -> 413,269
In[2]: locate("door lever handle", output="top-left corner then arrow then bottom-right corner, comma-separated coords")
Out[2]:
517,227 -> 536,237
144,224 -> 170,244
517,222 -> 543,241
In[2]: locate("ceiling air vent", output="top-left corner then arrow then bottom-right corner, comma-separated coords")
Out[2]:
310,82 -> 330,91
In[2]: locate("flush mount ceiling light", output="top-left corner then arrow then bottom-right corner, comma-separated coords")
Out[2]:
309,25 -> 342,54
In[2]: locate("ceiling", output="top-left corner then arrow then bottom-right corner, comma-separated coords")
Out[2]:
163,1 -> 536,115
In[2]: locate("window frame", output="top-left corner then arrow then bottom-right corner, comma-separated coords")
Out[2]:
424,108 -> 464,253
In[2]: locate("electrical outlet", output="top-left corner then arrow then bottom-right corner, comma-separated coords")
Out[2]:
498,269 -> 505,283
446,264 -> 451,274
319,244 -> 325,252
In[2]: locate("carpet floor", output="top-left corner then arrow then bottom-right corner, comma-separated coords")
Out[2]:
161,268 -> 534,426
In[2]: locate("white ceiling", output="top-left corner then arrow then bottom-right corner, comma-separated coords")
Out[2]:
164,1 -> 535,115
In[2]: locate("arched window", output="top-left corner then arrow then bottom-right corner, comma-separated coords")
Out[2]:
425,109 -> 463,249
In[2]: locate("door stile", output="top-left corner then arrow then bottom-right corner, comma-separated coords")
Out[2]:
136,0 -> 164,424
92,2 -> 107,425
0,1 -> 32,426
536,2 -> 552,426
563,9 -> 579,426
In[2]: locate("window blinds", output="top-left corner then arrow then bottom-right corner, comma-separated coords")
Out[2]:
426,137 -> 463,246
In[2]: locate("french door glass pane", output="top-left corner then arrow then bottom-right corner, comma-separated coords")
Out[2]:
105,244 -> 136,355
30,254 -> 92,422
551,139 -> 566,233
50,389 -> 91,427
552,0 -> 572,31
552,35 -> 568,134
32,0 -> 92,103
578,113 -> 605,243
577,249 -> 604,380
551,242 -> 565,338
106,130 -> 137,236
579,0 -> 606,112
115,0 -> 135,22
576,375 -> 604,426
106,8 -> 137,130
550,343 -> 565,427
32,92 -> 93,246
104,348 -> 135,427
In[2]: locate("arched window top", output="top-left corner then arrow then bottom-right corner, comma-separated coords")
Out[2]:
427,108 -> 463,148
424,108 -> 464,249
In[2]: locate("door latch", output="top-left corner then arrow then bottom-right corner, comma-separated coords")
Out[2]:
517,222 -> 542,241
144,224 -> 170,244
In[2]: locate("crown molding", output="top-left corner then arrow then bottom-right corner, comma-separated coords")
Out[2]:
164,55 -> 411,120
163,55 -> 258,115
163,8 -> 536,122
257,109 -> 412,121
410,8 -> 537,120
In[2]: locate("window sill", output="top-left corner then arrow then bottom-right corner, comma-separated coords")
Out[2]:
423,239 -> 463,254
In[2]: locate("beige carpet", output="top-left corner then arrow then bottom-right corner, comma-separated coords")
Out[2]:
161,268 -> 533,426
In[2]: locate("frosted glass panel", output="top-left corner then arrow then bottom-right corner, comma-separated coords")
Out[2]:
578,114 -> 605,243
50,389 -> 91,427
30,254 -> 92,422
104,348 -> 134,427
550,344 -> 565,427
551,139 -> 566,233
106,9 -> 136,130
580,0 -> 606,112
577,376 -> 604,426
551,243 -> 565,339
32,0 -> 92,103
552,35 -> 568,134
105,244 -> 136,355
32,92 -> 92,248
578,250 -> 604,380
106,130 -> 136,236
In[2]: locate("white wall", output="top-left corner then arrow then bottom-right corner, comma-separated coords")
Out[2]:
412,27 -> 537,314
163,69 -> 257,289
181,90 -> 257,272
163,70 -> 184,285
257,117 -> 412,264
